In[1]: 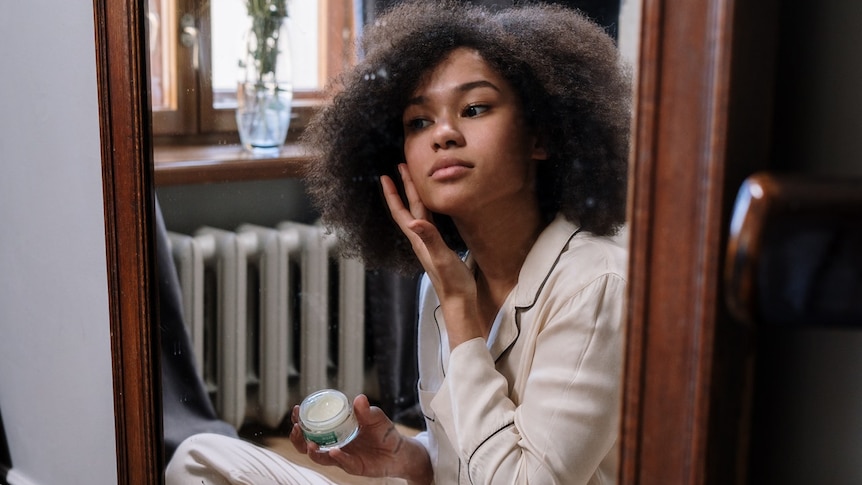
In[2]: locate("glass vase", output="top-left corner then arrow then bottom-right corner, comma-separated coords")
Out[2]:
236,15 -> 293,155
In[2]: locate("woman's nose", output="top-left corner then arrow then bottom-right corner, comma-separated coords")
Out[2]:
432,118 -> 465,150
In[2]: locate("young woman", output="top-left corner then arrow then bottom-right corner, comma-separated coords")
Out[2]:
165,1 -> 631,483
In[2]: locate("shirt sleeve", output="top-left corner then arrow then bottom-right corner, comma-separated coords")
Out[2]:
429,272 -> 626,484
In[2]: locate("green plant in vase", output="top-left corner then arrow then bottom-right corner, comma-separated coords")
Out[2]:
237,0 -> 293,154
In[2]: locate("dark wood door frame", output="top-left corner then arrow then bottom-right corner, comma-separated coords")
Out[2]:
95,0 -> 778,482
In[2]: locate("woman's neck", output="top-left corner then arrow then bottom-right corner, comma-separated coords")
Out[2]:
454,205 -> 546,319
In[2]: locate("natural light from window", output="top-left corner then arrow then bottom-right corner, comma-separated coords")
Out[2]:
211,0 -> 320,109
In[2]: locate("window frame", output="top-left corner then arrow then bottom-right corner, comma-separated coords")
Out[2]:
151,0 -> 355,144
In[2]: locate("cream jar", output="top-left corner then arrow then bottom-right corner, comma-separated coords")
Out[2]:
298,389 -> 359,450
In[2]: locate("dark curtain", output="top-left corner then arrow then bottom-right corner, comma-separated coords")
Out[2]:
365,270 -> 424,428
156,196 -> 238,461
519,0 -> 620,39
364,0 -> 620,39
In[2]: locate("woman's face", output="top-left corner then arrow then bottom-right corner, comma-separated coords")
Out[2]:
401,47 -> 547,221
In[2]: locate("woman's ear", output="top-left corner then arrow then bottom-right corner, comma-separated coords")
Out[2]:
531,134 -> 549,161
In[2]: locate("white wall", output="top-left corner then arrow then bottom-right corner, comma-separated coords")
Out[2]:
0,1 -> 118,484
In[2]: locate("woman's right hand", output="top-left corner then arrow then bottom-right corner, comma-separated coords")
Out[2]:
289,394 -> 433,484
381,165 -> 484,348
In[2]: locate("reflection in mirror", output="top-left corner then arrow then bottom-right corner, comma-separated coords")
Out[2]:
150,0 -> 357,462
149,0 -> 641,482
148,0 -> 329,140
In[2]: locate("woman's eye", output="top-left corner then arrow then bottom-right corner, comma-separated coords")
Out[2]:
463,105 -> 489,117
406,118 -> 432,130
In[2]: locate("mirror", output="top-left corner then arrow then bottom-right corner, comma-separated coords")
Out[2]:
98,0 -> 758,482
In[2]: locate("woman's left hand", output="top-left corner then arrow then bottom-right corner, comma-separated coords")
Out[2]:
289,394 -> 433,484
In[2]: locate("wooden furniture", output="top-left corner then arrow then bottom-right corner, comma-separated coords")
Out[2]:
619,0 -> 780,482
725,172 -> 862,327
153,144 -> 310,186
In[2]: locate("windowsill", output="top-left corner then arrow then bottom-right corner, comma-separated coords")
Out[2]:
153,143 -> 312,186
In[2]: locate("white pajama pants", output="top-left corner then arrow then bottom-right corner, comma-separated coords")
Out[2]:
165,433 -> 340,485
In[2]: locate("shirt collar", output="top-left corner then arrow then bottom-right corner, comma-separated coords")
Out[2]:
461,214 -> 581,360
511,214 -> 582,309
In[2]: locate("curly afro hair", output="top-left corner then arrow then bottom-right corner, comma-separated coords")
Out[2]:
302,0 -> 631,274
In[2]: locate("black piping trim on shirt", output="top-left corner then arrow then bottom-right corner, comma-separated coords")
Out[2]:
495,227 -> 583,365
422,413 -> 436,423
433,304 -> 446,377
515,226 -> 583,313
466,421 -> 516,484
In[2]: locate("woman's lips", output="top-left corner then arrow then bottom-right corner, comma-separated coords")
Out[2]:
429,159 -> 473,180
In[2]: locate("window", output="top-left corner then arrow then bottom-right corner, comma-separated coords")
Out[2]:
148,0 -> 356,143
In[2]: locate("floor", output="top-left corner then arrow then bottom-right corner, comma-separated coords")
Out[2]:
260,424 -> 419,484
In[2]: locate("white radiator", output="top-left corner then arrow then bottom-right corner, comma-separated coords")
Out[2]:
167,222 -> 366,429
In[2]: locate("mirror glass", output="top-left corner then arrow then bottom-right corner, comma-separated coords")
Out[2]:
147,0 -> 641,476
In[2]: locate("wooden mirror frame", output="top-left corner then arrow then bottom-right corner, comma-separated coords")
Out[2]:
96,0 -> 777,482
94,0 -> 163,481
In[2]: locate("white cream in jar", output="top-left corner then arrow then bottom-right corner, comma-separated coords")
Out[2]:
298,389 -> 359,450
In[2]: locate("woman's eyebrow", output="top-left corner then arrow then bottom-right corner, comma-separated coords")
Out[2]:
406,80 -> 502,107
457,80 -> 501,94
